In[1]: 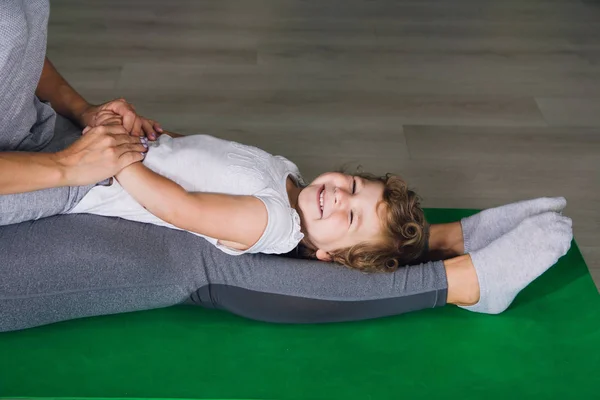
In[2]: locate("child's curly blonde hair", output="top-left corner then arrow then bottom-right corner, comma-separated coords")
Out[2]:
299,173 -> 427,273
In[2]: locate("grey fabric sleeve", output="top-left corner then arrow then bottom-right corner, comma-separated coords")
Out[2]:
0,0 -> 57,153
0,214 -> 447,332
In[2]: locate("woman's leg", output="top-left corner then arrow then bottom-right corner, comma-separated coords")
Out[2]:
0,115 -> 94,226
0,214 -> 449,332
0,215 -> 196,332
444,255 -> 480,306
6,210 -> 567,330
197,224 -> 465,323
197,212 -> 571,319
0,184 -> 93,225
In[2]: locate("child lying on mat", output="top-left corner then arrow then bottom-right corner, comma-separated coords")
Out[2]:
64,111 -> 573,315
71,115 -> 427,273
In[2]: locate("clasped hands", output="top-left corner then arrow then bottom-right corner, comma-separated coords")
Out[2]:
55,98 -> 171,187
78,98 -> 163,140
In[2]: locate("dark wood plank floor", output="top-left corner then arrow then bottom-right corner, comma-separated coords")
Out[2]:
47,0 -> 600,288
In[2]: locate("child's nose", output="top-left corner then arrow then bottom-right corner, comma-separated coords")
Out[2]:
334,187 -> 351,209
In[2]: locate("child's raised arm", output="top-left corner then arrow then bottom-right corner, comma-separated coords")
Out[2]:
115,162 -> 267,251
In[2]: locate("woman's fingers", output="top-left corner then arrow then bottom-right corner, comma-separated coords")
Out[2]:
59,125 -> 147,186
108,99 -> 138,132
93,124 -> 128,136
87,99 -> 164,141
101,99 -> 137,133
141,118 -> 158,140
130,116 -> 144,137
117,148 -> 147,169
118,142 -> 148,155
94,110 -> 122,126
110,133 -> 148,147
97,117 -> 123,126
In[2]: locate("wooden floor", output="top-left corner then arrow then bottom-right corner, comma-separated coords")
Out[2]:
48,0 -> 600,288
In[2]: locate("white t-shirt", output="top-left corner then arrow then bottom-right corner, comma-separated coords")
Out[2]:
69,134 -> 305,255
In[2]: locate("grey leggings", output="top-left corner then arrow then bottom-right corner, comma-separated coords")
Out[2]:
0,116 -> 448,333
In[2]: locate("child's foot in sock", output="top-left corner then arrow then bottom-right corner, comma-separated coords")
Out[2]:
460,212 -> 572,314
461,197 -> 566,253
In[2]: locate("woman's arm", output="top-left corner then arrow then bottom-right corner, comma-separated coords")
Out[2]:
35,57 -> 90,126
115,163 -> 267,249
0,152 -> 64,194
36,57 -> 162,138
0,125 -> 146,195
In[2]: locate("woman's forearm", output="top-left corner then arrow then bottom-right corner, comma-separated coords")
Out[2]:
115,162 -> 188,222
0,152 -> 65,195
35,57 -> 90,126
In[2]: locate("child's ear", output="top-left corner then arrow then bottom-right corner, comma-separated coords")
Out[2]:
316,249 -> 332,261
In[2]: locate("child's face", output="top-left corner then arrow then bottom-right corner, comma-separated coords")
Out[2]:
298,172 -> 386,261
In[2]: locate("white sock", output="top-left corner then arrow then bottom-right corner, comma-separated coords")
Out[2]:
461,197 -> 566,253
460,212 -> 572,314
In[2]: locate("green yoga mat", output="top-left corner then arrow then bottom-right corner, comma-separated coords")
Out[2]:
1,209 -> 599,400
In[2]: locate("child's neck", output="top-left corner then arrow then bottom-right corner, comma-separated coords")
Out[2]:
286,176 -> 302,210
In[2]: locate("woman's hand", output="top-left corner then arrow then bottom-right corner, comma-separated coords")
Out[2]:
54,124 -> 149,187
77,98 -> 163,140
83,111 -> 186,139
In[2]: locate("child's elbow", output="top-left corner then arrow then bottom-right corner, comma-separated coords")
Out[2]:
160,193 -> 194,229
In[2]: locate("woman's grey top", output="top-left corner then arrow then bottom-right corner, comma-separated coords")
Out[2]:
0,0 -> 56,152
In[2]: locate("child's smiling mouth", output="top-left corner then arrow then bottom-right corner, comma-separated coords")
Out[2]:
318,185 -> 325,218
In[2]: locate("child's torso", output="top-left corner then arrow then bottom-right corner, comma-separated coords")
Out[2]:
70,134 -> 304,254
144,134 -> 299,194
